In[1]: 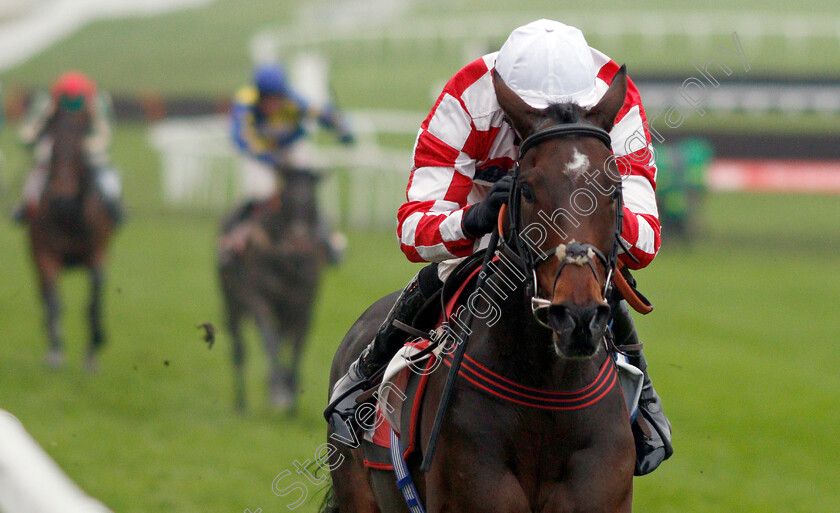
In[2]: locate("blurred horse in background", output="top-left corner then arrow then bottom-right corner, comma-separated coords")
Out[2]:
218,167 -> 327,412
28,104 -> 117,371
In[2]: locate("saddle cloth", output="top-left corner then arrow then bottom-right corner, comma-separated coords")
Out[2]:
362,340 -> 436,470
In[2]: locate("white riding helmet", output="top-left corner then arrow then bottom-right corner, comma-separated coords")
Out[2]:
495,19 -> 598,109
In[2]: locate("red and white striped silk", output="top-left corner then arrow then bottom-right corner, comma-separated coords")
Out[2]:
397,51 -> 660,270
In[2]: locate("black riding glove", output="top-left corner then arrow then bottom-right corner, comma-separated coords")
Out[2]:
461,175 -> 513,239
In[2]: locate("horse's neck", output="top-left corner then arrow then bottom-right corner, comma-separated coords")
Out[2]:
257,207 -> 287,239
277,189 -> 316,222
49,122 -> 88,181
49,153 -> 89,194
256,201 -> 314,242
470,273 -> 606,391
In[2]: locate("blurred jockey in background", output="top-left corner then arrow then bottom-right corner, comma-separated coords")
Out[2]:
227,63 -> 354,263
13,71 -> 123,224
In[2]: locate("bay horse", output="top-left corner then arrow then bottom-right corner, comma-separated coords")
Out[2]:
218,167 -> 325,412
324,67 -> 636,512
28,105 -> 116,370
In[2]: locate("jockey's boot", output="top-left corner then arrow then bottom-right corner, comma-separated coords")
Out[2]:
325,232 -> 348,265
312,215 -> 346,265
612,301 -> 674,475
11,200 -> 37,224
325,265 -> 442,426
11,204 -> 28,224
93,166 -> 125,225
104,198 -> 125,226
316,221 -> 347,265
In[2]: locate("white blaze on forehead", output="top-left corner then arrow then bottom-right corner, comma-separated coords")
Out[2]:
565,148 -> 590,174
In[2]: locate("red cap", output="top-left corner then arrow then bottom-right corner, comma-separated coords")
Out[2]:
51,71 -> 97,102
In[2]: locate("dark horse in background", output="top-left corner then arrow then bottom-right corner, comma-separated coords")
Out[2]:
325,68 -> 636,512
28,105 -> 117,371
218,167 -> 326,412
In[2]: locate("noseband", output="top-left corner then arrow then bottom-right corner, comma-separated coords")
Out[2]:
500,123 -> 634,327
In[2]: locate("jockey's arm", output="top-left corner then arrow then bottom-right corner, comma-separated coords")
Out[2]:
84,93 -> 114,159
231,88 -> 277,167
607,68 -> 661,270
18,93 -> 54,147
397,79 -> 481,264
312,102 -> 354,145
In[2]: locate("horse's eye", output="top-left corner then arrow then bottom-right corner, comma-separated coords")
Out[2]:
520,185 -> 536,203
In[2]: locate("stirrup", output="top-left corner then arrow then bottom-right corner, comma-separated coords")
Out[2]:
323,364 -> 386,421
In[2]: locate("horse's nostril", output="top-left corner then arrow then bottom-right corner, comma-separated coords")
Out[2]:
547,305 -> 574,335
548,302 -> 611,357
589,304 -> 611,338
549,304 -> 607,329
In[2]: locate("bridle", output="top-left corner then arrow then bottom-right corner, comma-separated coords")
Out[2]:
499,122 -> 634,329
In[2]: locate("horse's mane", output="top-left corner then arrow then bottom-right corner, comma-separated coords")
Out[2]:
543,102 -> 585,124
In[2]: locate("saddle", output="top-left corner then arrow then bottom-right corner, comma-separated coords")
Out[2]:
361,340 -> 435,470
360,253 -> 487,470
396,250 -> 488,339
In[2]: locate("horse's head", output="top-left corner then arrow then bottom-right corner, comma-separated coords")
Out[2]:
45,106 -> 92,212
495,66 -> 628,358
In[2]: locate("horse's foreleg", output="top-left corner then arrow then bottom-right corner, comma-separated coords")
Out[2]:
227,309 -> 247,411
252,302 -> 289,410
86,265 -> 105,372
284,328 -> 308,414
37,261 -> 64,368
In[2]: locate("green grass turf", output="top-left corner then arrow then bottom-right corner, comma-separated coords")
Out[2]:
0,120 -> 838,511
631,192 -> 840,512
0,0 -> 295,97
1,1 -> 839,509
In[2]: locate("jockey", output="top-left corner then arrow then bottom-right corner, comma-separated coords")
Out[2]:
13,71 -> 123,224
229,63 -> 354,262
327,19 -> 672,475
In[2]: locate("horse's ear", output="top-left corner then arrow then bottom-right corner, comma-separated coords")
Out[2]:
493,69 -> 542,139
585,65 -> 627,132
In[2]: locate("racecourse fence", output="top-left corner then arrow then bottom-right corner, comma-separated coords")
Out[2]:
251,10 -> 840,67
148,110 -> 420,230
